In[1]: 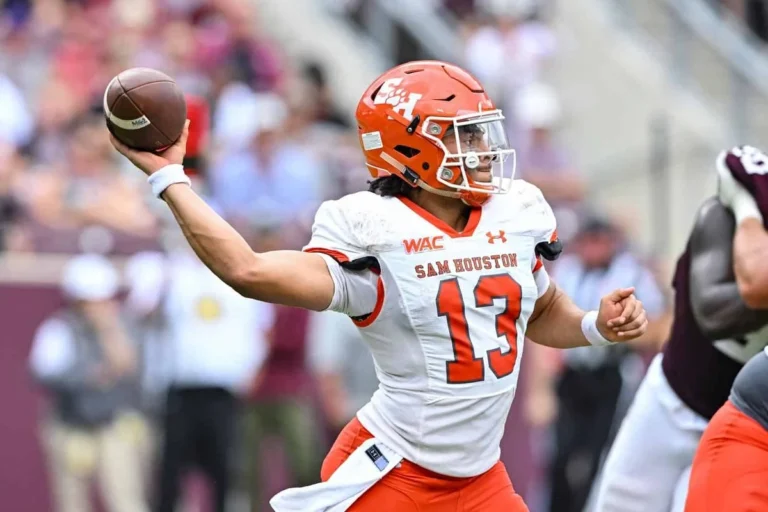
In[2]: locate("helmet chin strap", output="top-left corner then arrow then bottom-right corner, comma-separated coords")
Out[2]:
417,181 -> 462,199
380,151 -> 489,202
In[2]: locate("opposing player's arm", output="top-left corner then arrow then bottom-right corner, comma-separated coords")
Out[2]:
732,216 -> 768,310
163,184 -> 335,310
715,147 -> 768,309
689,198 -> 768,338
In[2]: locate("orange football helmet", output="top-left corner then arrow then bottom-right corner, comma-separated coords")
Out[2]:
356,61 -> 516,206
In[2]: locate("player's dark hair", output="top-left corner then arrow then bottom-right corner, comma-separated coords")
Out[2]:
368,175 -> 414,197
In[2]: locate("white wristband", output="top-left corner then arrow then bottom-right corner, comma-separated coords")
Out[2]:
581,310 -> 613,347
732,190 -> 764,225
147,164 -> 190,198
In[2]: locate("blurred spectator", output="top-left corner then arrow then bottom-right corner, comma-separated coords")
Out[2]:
535,217 -> 668,512
125,243 -> 273,512
27,79 -> 84,167
307,310 -> 379,434
514,82 -> 583,242
123,251 -> 172,422
29,253 -> 149,512
209,0 -> 282,93
443,0 -> 480,18
0,72 -> 33,148
209,93 -> 324,228
283,64 -> 367,200
243,305 -> 321,512
0,0 -> 300,256
463,0 -> 556,134
182,94 -> 211,178
0,143 -> 28,252
241,227 -> 322,512
211,82 -> 269,153
301,62 -> 351,131
26,115 -> 157,237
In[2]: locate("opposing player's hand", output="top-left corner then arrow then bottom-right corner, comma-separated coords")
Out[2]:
716,150 -> 750,210
596,287 -> 648,342
109,120 -> 190,176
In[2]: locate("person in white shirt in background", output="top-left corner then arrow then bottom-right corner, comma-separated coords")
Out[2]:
513,83 -> 584,244
307,310 -> 380,436
124,227 -> 274,512
29,253 -> 149,512
463,0 -> 557,138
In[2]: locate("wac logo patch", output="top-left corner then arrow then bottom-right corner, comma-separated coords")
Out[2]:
403,235 -> 445,254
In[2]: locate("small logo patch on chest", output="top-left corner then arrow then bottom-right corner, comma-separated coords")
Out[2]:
486,231 -> 507,244
403,235 -> 445,254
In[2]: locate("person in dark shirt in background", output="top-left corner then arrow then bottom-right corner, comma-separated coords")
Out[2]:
540,216 -> 667,512
29,253 -> 149,512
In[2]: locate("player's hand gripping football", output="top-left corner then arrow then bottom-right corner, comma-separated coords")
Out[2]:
109,120 -> 190,176
596,287 -> 648,342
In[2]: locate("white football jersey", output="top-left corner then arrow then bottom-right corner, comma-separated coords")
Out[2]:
304,180 -> 557,478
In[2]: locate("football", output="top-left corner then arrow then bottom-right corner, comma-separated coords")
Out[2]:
103,68 -> 187,152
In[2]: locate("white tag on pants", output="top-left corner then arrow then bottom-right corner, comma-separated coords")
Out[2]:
270,437 -> 403,512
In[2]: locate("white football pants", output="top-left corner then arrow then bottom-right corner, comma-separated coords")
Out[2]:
593,355 -> 709,512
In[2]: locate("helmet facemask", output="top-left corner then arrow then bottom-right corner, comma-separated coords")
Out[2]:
423,109 -> 516,199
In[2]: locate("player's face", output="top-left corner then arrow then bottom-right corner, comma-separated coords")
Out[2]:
442,126 -> 495,183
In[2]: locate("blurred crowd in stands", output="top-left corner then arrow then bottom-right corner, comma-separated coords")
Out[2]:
9,0 -> 762,510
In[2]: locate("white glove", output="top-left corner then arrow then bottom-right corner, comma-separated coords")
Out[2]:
716,150 -> 763,225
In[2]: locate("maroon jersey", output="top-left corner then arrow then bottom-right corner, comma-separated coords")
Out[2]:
662,245 -> 746,419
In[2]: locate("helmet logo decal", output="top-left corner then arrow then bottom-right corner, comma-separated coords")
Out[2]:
374,78 -> 423,122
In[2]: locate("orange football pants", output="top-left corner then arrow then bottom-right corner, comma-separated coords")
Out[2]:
685,400 -> 768,512
321,417 -> 528,512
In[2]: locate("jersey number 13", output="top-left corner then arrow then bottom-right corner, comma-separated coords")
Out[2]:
437,274 -> 522,384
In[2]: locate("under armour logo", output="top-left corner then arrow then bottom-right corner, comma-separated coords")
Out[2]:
365,444 -> 389,472
486,231 -> 507,244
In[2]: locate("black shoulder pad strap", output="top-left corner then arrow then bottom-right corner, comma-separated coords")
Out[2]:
535,240 -> 563,262
340,256 -> 381,273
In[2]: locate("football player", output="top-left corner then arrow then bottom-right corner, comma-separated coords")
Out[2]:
685,351 -> 768,511
594,146 -> 768,512
685,352 -> 768,512
109,61 -> 647,512
684,147 -> 768,512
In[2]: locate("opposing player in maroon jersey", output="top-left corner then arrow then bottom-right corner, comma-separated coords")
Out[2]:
595,146 -> 768,512
684,146 -> 768,512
